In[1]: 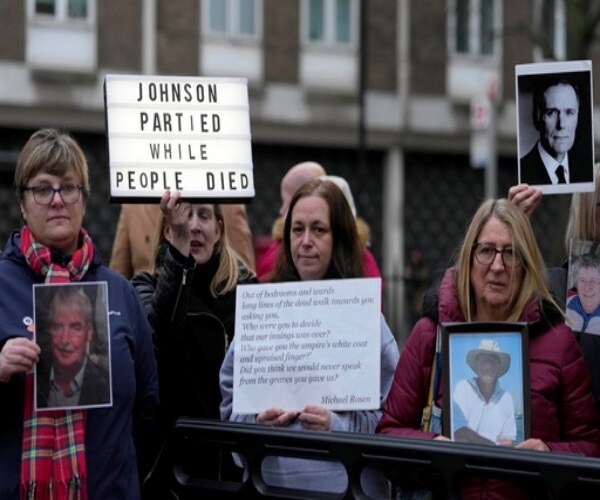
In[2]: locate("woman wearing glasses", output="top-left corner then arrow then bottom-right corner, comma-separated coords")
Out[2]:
376,198 -> 600,498
0,129 -> 158,499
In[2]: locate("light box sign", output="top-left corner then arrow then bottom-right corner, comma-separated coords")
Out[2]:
104,74 -> 255,202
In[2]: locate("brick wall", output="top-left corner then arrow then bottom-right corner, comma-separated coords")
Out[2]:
264,0 -> 299,83
410,0 -> 446,95
0,0 -> 24,61
367,0 -> 397,91
157,0 -> 199,75
98,0 -> 142,70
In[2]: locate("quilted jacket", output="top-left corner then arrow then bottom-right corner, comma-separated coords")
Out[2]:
377,267 -> 600,499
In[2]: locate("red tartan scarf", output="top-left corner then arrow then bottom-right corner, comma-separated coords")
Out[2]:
19,225 -> 94,500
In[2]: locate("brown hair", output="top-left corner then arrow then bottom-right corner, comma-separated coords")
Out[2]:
15,128 -> 90,203
266,178 -> 363,282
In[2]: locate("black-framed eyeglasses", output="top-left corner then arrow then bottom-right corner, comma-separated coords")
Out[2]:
23,183 -> 82,205
473,243 -> 520,268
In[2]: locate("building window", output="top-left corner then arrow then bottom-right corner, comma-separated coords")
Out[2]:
533,0 -> 565,60
451,0 -> 498,57
35,0 -> 55,15
205,0 -> 261,38
68,0 -> 87,18
27,0 -> 96,74
303,0 -> 356,46
33,0 -> 89,21
200,0 -> 263,83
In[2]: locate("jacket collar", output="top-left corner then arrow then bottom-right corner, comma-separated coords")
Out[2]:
422,267 -> 563,336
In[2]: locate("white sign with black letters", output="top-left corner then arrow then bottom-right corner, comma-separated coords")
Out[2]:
104,74 -> 254,202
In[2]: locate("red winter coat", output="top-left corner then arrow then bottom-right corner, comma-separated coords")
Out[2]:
376,268 -> 600,499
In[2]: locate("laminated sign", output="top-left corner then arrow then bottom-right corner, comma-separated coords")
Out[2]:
104,74 -> 255,202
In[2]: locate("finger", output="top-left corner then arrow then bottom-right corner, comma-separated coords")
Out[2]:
9,351 -> 38,367
257,407 -> 284,424
179,202 -> 192,216
3,345 -> 37,364
303,404 -> 327,415
508,184 -> 526,199
160,191 -> 172,214
7,337 -> 37,348
1,354 -> 34,374
170,191 -> 182,210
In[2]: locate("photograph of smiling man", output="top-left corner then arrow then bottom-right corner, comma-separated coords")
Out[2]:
516,60 -> 594,194
34,283 -> 112,410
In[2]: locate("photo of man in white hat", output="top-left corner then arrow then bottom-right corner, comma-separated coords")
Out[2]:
451,339 -> 517,446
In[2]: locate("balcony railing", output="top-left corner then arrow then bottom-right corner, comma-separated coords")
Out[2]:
144,418 -> 600,499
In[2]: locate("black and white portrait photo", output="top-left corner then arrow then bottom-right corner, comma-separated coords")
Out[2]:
516,60 -> 594,195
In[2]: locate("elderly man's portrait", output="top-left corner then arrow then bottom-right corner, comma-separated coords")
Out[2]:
567,240 -> 600,335
516,61 -> 594,194
34,283 -> 112,410
444,327 -> 529,446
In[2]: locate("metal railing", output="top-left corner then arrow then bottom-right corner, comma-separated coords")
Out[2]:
144,418 -> 600,499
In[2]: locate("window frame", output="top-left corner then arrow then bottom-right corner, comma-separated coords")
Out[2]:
532,0 -> 566,61
202,0 -> 263,41
301,0 -> 358,49
28,0 -> 95,25
448,0 -> 501,59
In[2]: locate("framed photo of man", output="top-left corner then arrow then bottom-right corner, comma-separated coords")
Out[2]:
442,322 -> 531,446
516,60 -> 594,195
33,282 -> 113,411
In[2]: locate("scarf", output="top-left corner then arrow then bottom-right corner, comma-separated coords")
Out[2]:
20,225 -> 94,500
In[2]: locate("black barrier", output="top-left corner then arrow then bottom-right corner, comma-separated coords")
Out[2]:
144,418 -> 600,499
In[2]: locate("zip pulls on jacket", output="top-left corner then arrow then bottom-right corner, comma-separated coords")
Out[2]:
170,267 -> 190,324
170,264 -> 233,354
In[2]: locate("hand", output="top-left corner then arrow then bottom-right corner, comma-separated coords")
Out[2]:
433,435 -> 450,441
515,438 -> 549,452
160,191 -> 192,256
256,407 -> 298,427
454,426 -> 495,445
508,184 -> 542,216
297,405 -> 332,432
0,337 -> 40,383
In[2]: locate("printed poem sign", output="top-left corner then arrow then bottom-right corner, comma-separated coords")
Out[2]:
104,74 -> 254,201
233,278 -> 382,414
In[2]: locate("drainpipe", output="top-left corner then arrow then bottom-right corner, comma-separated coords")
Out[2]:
142,0 -> 156,74
383,0 -> 410,345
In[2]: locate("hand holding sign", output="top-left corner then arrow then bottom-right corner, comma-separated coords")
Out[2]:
160,191 -> 193,256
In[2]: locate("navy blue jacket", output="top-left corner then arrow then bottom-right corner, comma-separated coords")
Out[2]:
0,229 -> 159,499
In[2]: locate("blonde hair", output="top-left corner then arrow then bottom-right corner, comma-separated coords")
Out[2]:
152,204 -> 252,297
565,162 -> 600,249
455,198 -> 563,322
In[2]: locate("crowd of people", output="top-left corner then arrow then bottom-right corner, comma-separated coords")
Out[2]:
1,127 -> 600,499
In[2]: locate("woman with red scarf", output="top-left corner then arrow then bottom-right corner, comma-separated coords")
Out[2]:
0,129 -> 159,499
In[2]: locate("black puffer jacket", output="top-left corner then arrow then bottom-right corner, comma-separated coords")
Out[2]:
132,244 -> 257,423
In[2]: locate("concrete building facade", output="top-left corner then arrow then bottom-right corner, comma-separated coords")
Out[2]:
0,0 -> 597,341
